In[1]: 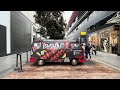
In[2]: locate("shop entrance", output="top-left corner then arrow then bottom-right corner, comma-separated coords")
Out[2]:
111,30 -> 118,54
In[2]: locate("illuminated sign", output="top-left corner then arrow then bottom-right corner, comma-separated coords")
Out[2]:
80,32 -> 86,36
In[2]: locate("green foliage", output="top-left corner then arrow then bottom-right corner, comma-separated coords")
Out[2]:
37,27 -> 47,38
34,11 -> 66,39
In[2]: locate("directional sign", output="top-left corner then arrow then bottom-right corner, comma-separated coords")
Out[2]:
80,32 -> 86,36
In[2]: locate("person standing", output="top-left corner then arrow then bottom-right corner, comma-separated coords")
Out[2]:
81,43 -> 85,51
85,43 -> 92,60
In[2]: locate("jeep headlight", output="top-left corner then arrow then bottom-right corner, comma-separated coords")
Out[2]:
41,51 -> 44,55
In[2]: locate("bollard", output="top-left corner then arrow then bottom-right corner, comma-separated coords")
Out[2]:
14,54 -> 20,71
25,51 -> 29,63
18,53 -> 25,72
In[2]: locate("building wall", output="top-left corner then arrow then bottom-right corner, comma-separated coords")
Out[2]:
66,11 -> 116,40
0,11 -> 11,54
0,25 -> 6,56
10,11 -> 32,54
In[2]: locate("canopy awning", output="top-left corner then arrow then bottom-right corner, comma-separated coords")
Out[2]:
107,15 -> 120,24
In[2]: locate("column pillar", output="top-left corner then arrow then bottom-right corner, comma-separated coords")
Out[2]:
117,26 -> 120,56
109,29 -> 112,53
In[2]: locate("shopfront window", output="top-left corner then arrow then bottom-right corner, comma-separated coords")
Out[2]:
89,33 -> 98,43
100,37 -> 109,52
99,26 -> 118,54
88,25 -> 118,54
100,29 -> 110,52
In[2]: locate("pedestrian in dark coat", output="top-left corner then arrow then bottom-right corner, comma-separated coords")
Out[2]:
92,45 -> 97,55
85,44 -> 92,60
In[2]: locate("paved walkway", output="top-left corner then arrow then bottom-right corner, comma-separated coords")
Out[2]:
0,52 -> 30,78
91,51 -> 120,70
1,51 -> 120,78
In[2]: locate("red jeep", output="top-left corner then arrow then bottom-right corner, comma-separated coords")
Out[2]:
30,39 -> 86,66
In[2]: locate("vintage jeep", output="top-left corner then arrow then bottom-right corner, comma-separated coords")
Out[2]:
30,39 -> 86,66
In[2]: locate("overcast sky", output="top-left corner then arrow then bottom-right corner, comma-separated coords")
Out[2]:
20,11 -> 36,23
63,11 -> 73,25
21,11 -> 73,25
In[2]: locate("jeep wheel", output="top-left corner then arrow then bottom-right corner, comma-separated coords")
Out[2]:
71,59 -> 78,66
38,60 -> 45,66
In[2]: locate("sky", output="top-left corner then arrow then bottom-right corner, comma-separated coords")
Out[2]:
20,11 -> 36,23
21,11 -> 73,26
63,11 -> 73,25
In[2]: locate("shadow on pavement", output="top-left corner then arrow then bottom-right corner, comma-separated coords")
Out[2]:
31,62 -> 85,66
29,59 -> 98,67
84,60 -> 98,66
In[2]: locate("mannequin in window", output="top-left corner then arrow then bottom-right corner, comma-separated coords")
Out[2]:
103,39 -> 107,52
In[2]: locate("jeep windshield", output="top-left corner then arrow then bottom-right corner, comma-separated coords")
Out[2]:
69,42 -> 82,50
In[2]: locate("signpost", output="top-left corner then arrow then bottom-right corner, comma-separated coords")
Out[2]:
80,31 -> 86,36
79,31 -> 87,44
14,53 -> 20,71
14,53 -> 25,72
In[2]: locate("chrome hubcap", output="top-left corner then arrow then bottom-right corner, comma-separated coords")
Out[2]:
72,59 -> 77,65
38,60 -> 44,66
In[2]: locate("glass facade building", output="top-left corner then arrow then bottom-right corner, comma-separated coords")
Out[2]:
65,11 -> 120,55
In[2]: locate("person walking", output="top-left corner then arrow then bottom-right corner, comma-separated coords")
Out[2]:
81,43 -> 85,51
92,44 -> 97,55
85,43 -> 92,60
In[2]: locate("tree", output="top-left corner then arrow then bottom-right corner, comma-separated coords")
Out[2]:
37,26 -> 47,38
34,11 -> 66,39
